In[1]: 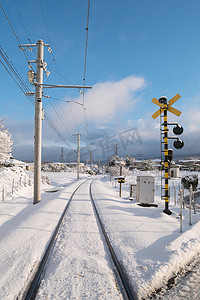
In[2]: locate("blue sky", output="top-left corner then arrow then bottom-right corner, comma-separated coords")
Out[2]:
1,0 -> 200,161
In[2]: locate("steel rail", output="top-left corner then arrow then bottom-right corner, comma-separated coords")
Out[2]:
23,179 -> 88,300
89,179 -> 137,300
23,178 -> 137,300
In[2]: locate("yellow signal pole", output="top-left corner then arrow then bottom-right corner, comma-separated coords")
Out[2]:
163,103 -> 171,214
151,94 -> 182,215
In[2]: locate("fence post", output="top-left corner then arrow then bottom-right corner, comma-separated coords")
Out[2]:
46,176 -> 50,185
182,184 -> 185,209
2,186 -> 5,201
189,185 -> 192,226
174,184 -> 176,205
19,175 -> 22,187
192,190 -> 196,214
180,190 -> 183,233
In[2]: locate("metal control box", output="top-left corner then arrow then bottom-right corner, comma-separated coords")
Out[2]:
136,175 -> 155,203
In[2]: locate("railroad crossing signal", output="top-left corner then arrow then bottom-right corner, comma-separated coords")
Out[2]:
151,93 -> 182,119
151,93 -> 183,215
118,178 -> 125,183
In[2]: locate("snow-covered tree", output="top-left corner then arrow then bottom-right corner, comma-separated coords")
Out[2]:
0,121 -> 13,163
107,154 -> 121,166
125,154 -> 136,167
143,159 -> 154,171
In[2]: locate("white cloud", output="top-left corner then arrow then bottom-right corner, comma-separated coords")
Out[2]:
182,108 -> 200,133
49,75 -> 146,131
84,75 -> 145,122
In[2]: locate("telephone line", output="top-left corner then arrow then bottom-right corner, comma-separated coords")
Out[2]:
0,1 -> 30,62
0,45 -> 76,152
48,99 -> 74,140
38,0 -> 81,137
44,112 -> 76,153
38,0 -> 90,137
81,0 -> 91,153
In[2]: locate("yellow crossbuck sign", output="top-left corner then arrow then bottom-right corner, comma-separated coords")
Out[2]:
151,93 -> 182,119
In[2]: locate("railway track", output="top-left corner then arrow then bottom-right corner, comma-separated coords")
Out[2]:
23,178 -> 137,300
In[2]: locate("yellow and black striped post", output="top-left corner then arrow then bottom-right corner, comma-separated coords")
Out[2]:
151,94 -> 182,215
163,104 -> 171,215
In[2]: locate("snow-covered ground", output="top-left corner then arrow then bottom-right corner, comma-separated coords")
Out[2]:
93,174 -> 200,299
36,179 -> 123,300
0,167 -> 200,299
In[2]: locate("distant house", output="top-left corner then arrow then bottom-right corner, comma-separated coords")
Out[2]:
129,160 -> 144,170
115,160 -> 126,166
151,159 -> 162,170
5,158 -> 27,170
65,162 -> 85,168
26,163 -> 34,172
178,159 -> 200,171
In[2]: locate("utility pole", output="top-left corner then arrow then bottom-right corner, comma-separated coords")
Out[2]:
73,134 -> 80,179
114,143 -> 118,156
98,158 -> 100,173
34,40 -> 44,204
60,147 -> 64,163
20,39 -> 92,205
90,150 -> 92,170
77,134 -> 80,179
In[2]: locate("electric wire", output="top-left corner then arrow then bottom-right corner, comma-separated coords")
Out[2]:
1,0 -> 86,154
44,94 -> 83,136
45,95 -> 82,106
13,0 -> 30,41
48,66 -> 81,88
0,46 -> 30,93
39,0 -> 93,143
12,0 -> 36,54
83,0 -> 91,94
48,100 -> 74,139
38,0 -> 80,140
81,0 -> 91,156
0,59 -> 29,99
0,45 -> 34,105
0,0 -> 30,62
0,45 -> 76,153
44,112 -> 76,152
0,1 -> 20,45
38,0 -> 78,88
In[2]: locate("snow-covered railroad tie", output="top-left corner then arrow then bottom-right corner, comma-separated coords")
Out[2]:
23,179 -> 136,300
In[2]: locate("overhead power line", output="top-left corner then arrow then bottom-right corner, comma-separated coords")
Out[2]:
38,0 -> 82,138
81,0 -> 91,152
0,0 -> 30,62
1,0 -> 77,149
0,0 -> 91,154
0,45 -> 76,153
83,0 -> 91,92
0,45 -> 34,105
